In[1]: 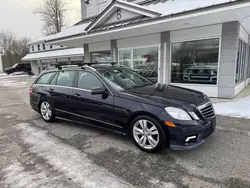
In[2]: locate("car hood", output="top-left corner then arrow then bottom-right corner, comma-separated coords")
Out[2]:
4,67 -> 13,71
120,84 -> 208,106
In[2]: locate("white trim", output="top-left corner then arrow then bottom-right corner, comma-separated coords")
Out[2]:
169,37 -> 221,88
157,45 -> 161,83
234,80 -> 245,96
163,42 -> 167,84
87,2 -> 160,31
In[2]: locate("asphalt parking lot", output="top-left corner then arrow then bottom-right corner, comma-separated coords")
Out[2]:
0,76 -> 250,188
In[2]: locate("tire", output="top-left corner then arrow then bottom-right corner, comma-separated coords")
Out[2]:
39,100 -> 55,122
130,115 -> 167,152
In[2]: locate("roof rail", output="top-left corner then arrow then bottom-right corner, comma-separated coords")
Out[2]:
49,62 -> 118,70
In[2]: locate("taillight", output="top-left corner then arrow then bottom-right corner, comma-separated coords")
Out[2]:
29,88 -> 33,96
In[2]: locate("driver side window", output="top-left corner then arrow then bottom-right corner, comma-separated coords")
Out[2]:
78,71 -> 104,90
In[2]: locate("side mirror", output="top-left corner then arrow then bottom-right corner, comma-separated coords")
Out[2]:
91,87 -> 107,95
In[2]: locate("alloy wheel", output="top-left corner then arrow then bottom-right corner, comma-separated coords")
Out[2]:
40,101 -> 52,121
133,119 -> 160,150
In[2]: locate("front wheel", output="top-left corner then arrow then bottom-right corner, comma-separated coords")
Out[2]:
130,115 -> 167,152
40,100 -> 55,122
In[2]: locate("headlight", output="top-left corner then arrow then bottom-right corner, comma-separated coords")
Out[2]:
165,107 -> 192,120
189,112 -> 200,120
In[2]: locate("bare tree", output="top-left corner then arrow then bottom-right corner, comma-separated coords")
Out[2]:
34,0 -> 68,35
0,30 -> 29,68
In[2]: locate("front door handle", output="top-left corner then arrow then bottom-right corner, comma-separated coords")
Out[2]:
49,88 -> 54,92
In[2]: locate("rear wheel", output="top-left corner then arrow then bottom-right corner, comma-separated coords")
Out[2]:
40,100 -> 55,122
130,115 -> 167,152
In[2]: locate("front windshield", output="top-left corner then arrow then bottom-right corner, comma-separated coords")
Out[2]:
98,67 -> 153,91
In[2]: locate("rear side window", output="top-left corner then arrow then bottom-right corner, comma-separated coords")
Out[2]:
78,71 -> 104,90
36,72 -> 54,84
57,71 -> 75,87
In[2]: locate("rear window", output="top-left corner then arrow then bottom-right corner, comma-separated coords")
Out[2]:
36,72 -> 54,84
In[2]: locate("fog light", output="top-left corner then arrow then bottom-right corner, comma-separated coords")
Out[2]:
185,136 -> 197,142
165,121 -> 176,128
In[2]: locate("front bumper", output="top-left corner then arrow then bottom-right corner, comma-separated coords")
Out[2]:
158,112 -> 216,150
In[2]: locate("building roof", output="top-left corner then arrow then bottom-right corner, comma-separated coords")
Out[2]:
144,0 -> 236,16
29,0 -> 243,45
45,0 -> 241,43
22,48 -> 84,61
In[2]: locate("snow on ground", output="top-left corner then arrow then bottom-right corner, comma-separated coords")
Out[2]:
2,161 -> 66,188
0,72 -> 29,79
0,79 -> 28,87
12,123 -> 132,188
214,95 -> 250,119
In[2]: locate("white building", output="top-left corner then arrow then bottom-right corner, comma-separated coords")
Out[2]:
24,0 -> 250,98
22,40 -> 84,75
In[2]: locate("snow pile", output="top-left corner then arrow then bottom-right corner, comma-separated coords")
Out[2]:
0,80 -> 28,87
15,123 -> 132,188
0,73 -> 8,77
214,95 -> 250,119
0,72 -> 29,79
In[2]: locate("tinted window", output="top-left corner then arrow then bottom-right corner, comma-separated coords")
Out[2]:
17,64 -> 24,68
36,72 -> 54,84
78,71 -> 103,90
57,71 -> 75,87
171,38 -> 219,85
97,67 -> 152,90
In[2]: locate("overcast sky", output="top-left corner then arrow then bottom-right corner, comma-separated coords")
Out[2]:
0,0 -> 81,40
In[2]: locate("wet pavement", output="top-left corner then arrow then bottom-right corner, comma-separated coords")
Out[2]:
0,76 -> 250,188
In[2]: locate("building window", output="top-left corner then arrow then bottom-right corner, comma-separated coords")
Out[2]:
50,45 -> 53,49
119,49 -> 132,68
32,46 -> 34,51
118,46 -> 159,82
37,44 -> 40,51
90,51 -> 112,63
43,44 -> 46,50
171,38 -> 220,85
133,47 -> 158,81
236,40 -> 247,83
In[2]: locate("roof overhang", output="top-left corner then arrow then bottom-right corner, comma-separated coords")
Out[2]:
48,0 -> 250,47
22,48 -> 84,61
86,0 -> 161,32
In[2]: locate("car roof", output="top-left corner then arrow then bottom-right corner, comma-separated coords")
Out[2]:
42,64 -> 120,73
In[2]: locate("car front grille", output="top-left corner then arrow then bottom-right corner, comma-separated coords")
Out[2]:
198,102 -> 215,119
